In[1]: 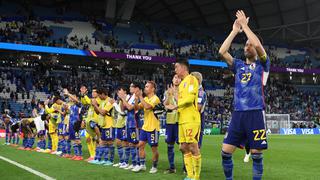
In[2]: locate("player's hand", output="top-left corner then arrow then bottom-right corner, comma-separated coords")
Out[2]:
117,91 -> 126,100
236,10 -> 249,27
44,99 -> 49,106
135,89 -> 143,98
109,98 -> 115,104
91,99 -> 98,106
167,84 -> 174,96
166,104 -> 177,110
232,19 -> 242,33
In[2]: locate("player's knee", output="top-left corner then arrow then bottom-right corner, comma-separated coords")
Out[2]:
179,143 -> 187,153
189,143 -> 200,155
251,149 -> 263,154
221,150 -> 232,160
251,153 -> 263,161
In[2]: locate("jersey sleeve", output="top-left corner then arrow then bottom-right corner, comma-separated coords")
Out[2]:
178,76 -> 199,108
104,102 -> 114,112
149,96 -> 160,109
229,58 -> 243,74
198,90 -> 206,106
258,54 -> 271,72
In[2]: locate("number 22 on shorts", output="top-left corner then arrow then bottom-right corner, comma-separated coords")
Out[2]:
252,129 -> 266,141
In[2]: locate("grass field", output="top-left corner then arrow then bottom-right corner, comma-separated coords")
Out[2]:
0,135 -> 319,180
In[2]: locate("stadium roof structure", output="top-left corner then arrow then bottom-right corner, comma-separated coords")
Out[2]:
132,0 -> 320,45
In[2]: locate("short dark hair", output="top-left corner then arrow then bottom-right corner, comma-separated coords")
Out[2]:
176,58 -> 189,71
38,101 -> 45,106
53,95 -> 61,103
97,87 -> 108,95
147,81 -> 157,90
131,81 -> 142,89
117,85 -> 128,92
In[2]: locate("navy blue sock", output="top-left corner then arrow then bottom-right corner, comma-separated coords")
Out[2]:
37,140 -> 42,148
167,144 -> 175,169
117,145 -> 124,163
47,135 -> 52,150
16,134 -> 20,145
124,147 -> 130,164
73,143 -> 79,156
109,144 -> 115,162
58,139 -> 63,152
103,145 -> 109,161
221,151 -> 233,180
94,147 -> 101,160
153,160 -> 158,168
22,138 -> 27,147
130,146 -> 137,166
140,158 -> 145,166
252,153 -> 263,180
66,140 -> 71,154
136,147 -> 140,165
30,137 -> 35,148
5,133 -> 9,143
78,144 -> 82,156
42,140 -> 46,149
62,140 -> 67,154
11,135 -> 16,144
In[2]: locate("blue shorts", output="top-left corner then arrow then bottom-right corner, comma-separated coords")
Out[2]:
101,127 -> 115,141
165,123 -> 178,144
223,110 -> 268,150
37,130 -> 46,137
57,123 -> 67,136
140,129 -> 159,147
127,127 -> 139,144
69,122 -> 80,140
116,127 -> 127,141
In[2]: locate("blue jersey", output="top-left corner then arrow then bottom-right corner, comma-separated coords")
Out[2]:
135,109 -> 143,129
126,95 -> 138,128
231,57 -> 270,111
198,85 -> 207,129
69,104 -> 80,124
38,108 -> 45,115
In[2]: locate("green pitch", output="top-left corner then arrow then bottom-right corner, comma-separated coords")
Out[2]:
0,135 -> 319,180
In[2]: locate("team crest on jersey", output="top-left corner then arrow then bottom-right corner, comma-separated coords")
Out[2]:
184,82 -> 187,88
249,63 -> 256,70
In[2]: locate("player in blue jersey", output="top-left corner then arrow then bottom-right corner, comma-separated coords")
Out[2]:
63,89 -> 83,160
163,74 -> 181,174
112,86 -> 128,168
2,114 -> 12,145
219,10 -> 270,180
191,72 -> 207,149
9,115 -> 20,147
118,82 -> 141,170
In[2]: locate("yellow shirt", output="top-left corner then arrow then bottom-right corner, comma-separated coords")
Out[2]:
164,90 -> 178,124
81,95 -> 100,123
45,103 -> 62,133
114,101 -> 126,128
99,97 -> 114,128
141,95 -> 160,132
178,74 -> 200,124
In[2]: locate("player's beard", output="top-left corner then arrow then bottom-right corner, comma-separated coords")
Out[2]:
244,51 -> 256,62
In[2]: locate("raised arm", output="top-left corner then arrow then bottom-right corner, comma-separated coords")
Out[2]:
236,10 -> 266,60
219,20 -> 241,66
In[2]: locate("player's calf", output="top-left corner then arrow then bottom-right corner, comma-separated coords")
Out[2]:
251,152 -> 263,180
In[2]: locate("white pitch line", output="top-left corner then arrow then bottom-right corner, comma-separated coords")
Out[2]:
0,155 -> 56,180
